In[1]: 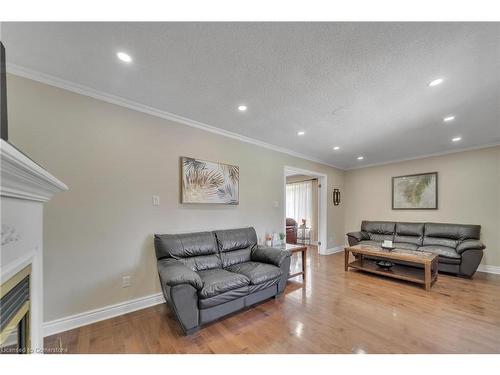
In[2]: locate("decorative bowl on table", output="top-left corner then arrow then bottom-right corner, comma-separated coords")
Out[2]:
381,245 -> 395,251
376,260 -> 395,269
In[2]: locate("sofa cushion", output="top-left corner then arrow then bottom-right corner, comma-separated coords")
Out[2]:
394,222 -> 424,246
426,222 -> 481,240
393,242 -> 419,251
423,223 -> 481,248
419,245 -> 461,260
226,262 -> 282,285
361,221 -> 395,242
198,287 -> 249,309
214,227 -> 258,268
197,269 -> 250,299
248,278 -> 280,293
154,232 -> 221,271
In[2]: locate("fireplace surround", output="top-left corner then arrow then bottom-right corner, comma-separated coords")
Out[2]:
0,139 -> 67,353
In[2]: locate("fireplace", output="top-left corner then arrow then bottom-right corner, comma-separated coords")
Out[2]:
1,139 -> 67,353
0,265 -> 31,354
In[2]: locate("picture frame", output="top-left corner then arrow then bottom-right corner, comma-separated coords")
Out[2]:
181,156 -> 239,204
392,172 -> 438,210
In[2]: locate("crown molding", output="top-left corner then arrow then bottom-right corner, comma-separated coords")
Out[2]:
1,139 -> 68,202
345,142 -> 500,171
6,63 -> 343,171
7,64 -> 498,172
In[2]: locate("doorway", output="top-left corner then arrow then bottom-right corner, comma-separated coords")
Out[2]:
284,166 -> 327,255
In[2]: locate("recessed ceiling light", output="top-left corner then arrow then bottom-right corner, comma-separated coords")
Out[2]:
117,52 -> 132,63
333,146 -> 340,150
443,115 -> 455,122
452,136 -> 462,142
238,105 -> 247,112
297,131 -> 305,136
357,156 -> 364,160
428,78 -> 444,87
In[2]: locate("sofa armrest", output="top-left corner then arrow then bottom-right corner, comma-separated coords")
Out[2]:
346,231 -> 368,241
157,258 -> 203,290
346,231 -> 369,246
277,253 -> 291,294
456,240 -> 486,254
251,246 -> 291,267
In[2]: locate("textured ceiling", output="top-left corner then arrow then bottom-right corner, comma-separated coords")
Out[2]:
2,22 -> 499,169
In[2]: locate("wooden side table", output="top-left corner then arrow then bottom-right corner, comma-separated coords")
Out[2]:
285,243 -> 307,280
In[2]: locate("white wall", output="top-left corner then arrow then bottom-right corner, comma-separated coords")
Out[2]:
344,146 -> 500,267
7,74 -> 345,321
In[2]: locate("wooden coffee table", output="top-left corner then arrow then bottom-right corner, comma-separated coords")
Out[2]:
345,244 -> 438,291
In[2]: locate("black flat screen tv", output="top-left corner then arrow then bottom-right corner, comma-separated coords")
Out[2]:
1,41 -> 8,141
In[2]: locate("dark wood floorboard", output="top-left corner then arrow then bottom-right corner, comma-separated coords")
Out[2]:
44,247 -> 500,353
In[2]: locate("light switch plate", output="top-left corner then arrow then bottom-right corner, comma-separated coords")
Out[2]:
273,201 -> 279,208
152,195 -> 160,206
122,276 -> 131,288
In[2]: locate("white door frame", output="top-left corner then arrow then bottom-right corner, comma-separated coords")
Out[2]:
283,166 -> 328,254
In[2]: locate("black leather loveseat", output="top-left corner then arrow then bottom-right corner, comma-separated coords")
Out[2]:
154,227 -> 291,335
347,221 -> 486,277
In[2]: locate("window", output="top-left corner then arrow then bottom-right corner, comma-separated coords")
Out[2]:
286,181 -> 313,226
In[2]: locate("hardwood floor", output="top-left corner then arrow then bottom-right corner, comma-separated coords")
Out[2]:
44,247 -> 500,353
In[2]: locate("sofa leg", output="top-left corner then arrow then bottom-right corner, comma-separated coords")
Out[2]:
183,326 -> 200,336
274,292 -> 283,300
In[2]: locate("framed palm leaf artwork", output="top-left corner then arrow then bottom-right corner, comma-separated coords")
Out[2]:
181,157 -> 239,204
392,172 -> 438,209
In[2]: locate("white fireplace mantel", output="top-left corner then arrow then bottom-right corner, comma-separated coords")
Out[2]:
0,139 -> 68,202
1,138 -> 68,353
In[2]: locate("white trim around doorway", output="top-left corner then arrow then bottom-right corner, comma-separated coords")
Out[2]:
284,166 -> 328,255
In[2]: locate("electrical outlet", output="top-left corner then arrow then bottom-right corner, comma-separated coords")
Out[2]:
273,201 -> 279,208
152,195 -> 160,206
122,276 -> 131,288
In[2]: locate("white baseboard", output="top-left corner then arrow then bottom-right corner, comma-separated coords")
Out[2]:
43,292 -> 165,337
477,264 -> 500,275
320,246 -> 344,255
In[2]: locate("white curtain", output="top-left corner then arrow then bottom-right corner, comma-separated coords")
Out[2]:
286,181 -> 313,227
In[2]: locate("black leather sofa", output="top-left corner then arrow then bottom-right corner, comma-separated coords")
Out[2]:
347,221 -> 486,277
154,227 -> 291,335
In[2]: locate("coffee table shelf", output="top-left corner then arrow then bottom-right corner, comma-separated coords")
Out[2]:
348,259 -> 434,285
345,245 -> 439,291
